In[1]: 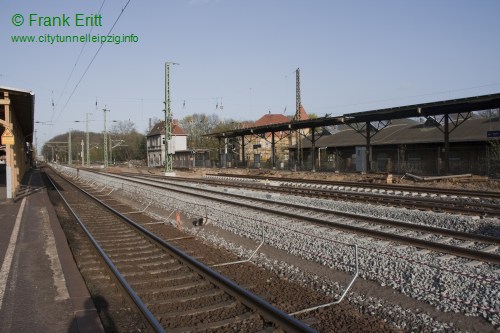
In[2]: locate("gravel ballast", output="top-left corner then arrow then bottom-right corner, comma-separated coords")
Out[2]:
58,166 -> 500,332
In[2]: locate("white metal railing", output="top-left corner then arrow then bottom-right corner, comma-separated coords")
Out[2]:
289,244 -> 359,315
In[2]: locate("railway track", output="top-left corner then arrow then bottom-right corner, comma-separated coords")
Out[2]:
211,173 -> 500,201
98,170 -> 500,218
44,167 -> 316,333
51,166 -> 500,331
77,169 -> 500,266
203,174 -> 500,218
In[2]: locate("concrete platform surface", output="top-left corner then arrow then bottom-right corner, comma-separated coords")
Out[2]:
0,169 -> 104,333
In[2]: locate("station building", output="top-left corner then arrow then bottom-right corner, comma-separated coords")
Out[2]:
295,115 -> 500,175
146,119 -> 213,169
209,93 -> 500,176
222,106 -> 310,168
0,86 -> 35,199
146,120 -> 187,167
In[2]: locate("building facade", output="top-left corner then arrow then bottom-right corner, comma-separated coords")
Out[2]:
231,106 -> 309,168
294,116 -> 500,176
0,86 -> 34,199
146,120 -> 187,167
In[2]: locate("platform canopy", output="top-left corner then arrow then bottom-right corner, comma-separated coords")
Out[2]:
1,86 -> 35,200
207,93 -> 500,139
343,93 -> 500,123
0,86 -> 35,142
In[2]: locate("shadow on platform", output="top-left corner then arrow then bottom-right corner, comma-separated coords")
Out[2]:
0,164 -> 6,201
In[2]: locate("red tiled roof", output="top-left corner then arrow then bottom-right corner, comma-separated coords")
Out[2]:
147,121 -> 186,136
172,124 -> 186,135
253,105 -> 309,127
295,105 -> 309,121
255,113 -> 290,127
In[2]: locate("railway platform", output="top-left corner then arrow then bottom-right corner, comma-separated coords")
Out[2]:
0,168 -> 104,333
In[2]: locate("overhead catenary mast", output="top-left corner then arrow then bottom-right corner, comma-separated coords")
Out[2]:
295,67 -> 302,169
103,107 -> 110,168
86,112 -> 91,167
68,129 -> 72,165
164,61 -> 179,176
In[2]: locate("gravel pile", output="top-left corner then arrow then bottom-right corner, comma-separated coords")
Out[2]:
59,166 -> 500,331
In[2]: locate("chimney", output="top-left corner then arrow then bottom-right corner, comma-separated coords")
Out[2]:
149,118 -> 152,131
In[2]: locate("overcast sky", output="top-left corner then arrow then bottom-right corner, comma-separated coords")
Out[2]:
2,0 -> 500,148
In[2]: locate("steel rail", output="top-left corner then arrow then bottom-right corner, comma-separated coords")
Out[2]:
247,185 -> 500,217
100,171 -> 500,217
51,168 -> 317,333
101,171 -> 500,245
210,173 -> 500,200
45,172 -> 166,333
200,175 -> 500,217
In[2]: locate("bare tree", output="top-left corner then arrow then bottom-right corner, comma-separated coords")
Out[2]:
109,120 -> 146,163
180,113 -> 220,148
111,120 -> 136,135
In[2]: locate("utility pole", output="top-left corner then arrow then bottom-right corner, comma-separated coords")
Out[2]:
295,67 -> 302,169
103,107 -> 110,168
86,112 -> 91,167
110,135 -> 113,165
164,61 -> 179,176
68,129 -> 72,165
81,139 -> 84,166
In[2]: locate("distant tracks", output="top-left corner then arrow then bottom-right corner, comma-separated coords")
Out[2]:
96,171 -> 500,217
205,174 -> 500,218
94,171 -> 500,266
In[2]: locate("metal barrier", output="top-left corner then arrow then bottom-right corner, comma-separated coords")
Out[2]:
212,221 -> 265,267
290,244 -> 359,315
122,201 -> 152,214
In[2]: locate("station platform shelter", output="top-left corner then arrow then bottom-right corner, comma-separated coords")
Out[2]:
0,86 -> 35,200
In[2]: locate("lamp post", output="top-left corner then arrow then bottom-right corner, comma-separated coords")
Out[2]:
164,61 -> 179,176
